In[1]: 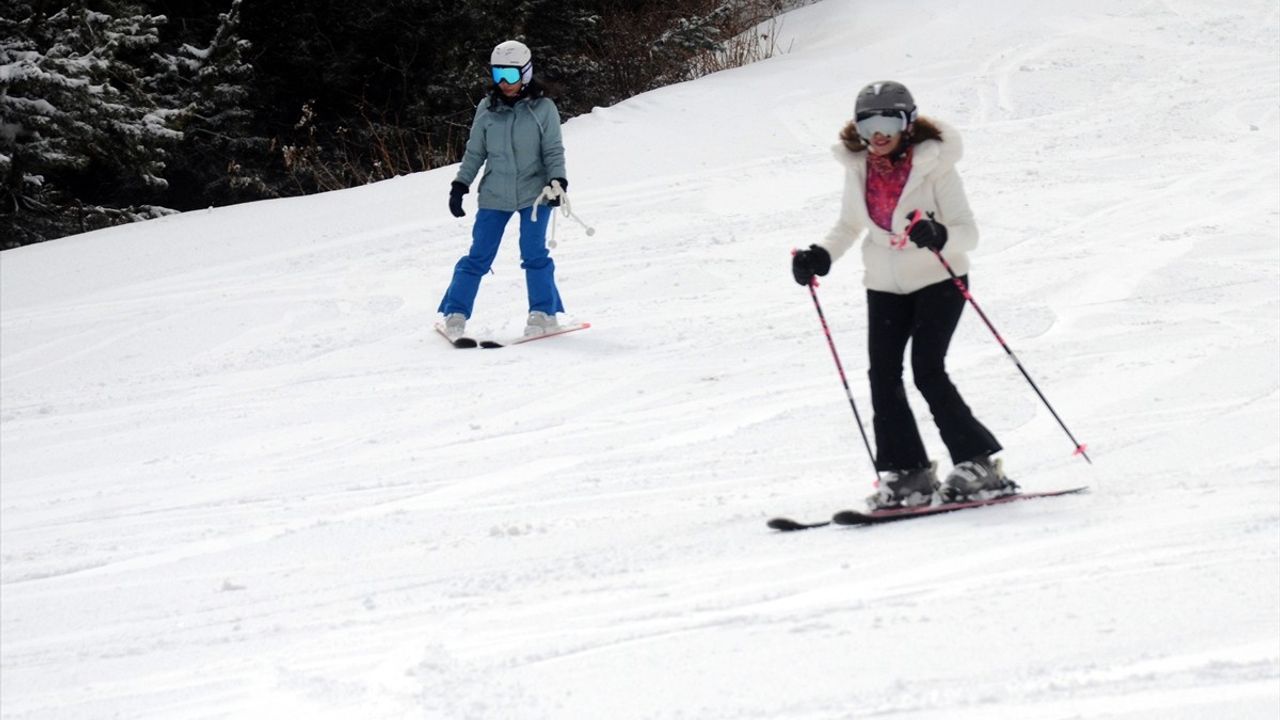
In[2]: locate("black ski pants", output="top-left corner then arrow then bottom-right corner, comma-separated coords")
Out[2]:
866,276 -> 1001,472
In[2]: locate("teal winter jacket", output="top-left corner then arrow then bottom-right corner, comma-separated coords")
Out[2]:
454,94 -> 567,212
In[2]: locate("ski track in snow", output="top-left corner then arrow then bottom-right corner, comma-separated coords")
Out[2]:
2,1 -> 1278,718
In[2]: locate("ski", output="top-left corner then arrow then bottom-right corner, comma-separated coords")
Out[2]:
830,487 -> 1090,526
766,517 -> 831,531
767,487 -> 1089,532
434,323 -> 479,349
480,322 -> 591,349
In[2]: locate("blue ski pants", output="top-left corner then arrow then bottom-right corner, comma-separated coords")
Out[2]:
438,205 -> 564,318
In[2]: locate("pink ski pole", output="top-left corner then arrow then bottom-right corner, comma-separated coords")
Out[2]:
905,211 -> 1091,463
795,256 -> 878,479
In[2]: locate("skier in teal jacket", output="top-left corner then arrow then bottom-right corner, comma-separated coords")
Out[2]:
439,40 -> 569,339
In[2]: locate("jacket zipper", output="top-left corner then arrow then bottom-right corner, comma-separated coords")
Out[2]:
509,106 -> 519,209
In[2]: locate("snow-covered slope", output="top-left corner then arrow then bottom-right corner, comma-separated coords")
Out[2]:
2,1 -> 1277,718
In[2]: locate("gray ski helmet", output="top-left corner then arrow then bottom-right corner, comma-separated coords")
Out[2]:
855,81 -> 917,122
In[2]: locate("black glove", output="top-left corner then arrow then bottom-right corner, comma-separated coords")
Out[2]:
791,244 -> 832,286
448,181 -> 468,218
547,177 -> 568,207
907,211 -> 948,251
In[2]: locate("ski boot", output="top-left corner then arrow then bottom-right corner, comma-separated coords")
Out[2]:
523,310 -> 559,337
866,461 -> 940,511
942,455 -> 1018,503
443,312 -> 467,340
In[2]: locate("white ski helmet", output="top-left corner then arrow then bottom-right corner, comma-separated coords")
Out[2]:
490,40 -> 533,85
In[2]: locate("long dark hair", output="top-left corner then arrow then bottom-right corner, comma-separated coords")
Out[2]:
839,116 -> 944,154
486,77 -> 563,110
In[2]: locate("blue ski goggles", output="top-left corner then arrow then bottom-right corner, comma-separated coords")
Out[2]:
855,110 -> 909,139
491,65 -> 523,85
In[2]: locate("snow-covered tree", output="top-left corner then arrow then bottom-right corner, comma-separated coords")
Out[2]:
1,0 -> 180,247
151,0 -> 266,205
522,0 -> 788,115
0,0 -> 794,246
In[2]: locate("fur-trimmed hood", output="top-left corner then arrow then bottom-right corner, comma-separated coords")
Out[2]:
831,116 -> 963,171
818,115 -> 979,295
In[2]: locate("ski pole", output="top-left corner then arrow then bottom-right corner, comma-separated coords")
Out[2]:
796,260 -> 878,478
562,204 -> 596,237
553,188 -> 596,240
548,203 -> 558,249
533,181 -> 596,247
905,211 -> 1091,463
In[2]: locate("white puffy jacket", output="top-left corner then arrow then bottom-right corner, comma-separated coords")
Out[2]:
818,119 -> 978,295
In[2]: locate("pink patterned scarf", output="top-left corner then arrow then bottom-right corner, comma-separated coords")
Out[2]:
865,147 -> 913,232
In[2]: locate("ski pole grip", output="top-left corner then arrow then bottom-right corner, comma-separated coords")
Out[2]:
790,247 -> 820,288
905,209 -> 923,234
532,184 -> 560,222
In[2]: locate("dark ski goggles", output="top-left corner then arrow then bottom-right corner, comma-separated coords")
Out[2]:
855,110 -> 909,138
491,65 -> 523,85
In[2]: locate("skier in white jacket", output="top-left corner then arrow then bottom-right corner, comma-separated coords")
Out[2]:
791,81 -> 1014,511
